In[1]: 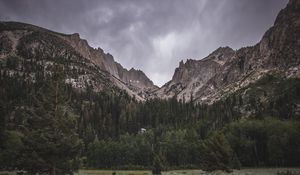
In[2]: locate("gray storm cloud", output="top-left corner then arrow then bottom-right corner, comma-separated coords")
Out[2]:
0,0 -> 288,86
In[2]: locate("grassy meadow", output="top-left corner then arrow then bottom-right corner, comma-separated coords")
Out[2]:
1,168 -> 300,175
76,168 -> 300,175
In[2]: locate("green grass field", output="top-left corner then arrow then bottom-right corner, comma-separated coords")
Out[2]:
77,170 -> 152,175
2,168 -> 300,175
77,168 -> 300,175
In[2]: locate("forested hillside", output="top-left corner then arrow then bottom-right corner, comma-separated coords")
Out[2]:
1,64 -> 300,174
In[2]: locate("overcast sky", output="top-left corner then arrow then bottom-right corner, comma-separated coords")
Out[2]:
0,0 -> 288,86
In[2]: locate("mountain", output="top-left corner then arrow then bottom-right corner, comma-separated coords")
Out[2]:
153,46 -> 235,102
58,32 -> 158,96
152,0 -> 300,108
0,21 -> 157,100
0,0 -> 298,108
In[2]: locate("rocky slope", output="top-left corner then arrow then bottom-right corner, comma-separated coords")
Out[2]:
0,21 -> 157,100
153,0 -> 300,105
58,32 -> 157,95
153,47 -> 235,102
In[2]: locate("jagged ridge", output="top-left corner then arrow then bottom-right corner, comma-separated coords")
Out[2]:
0,21 -> 157,100
152,0 -> 300,105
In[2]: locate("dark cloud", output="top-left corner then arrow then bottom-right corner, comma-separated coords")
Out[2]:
0,0 -> 288,86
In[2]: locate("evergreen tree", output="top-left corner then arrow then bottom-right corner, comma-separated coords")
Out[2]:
152,127 -> 164,175
20,70 -> 82,175
200,133 -> 233,172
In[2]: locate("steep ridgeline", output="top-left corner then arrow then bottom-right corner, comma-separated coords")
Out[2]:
154,47 -> 235,101
153,0 -> 300,107
0,22 -> 157,100
116,66 -> 158,98
59,33 -> 157,97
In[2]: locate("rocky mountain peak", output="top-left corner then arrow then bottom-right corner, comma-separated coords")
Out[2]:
57,30 -> 158,97
129,67 -> 139,72
257,0 -> 300,69
172,47 -> 235,85
176,59 -> 194,72
70,33 -> 80,39
209,46 -> 234,56
0,21 -> 157,101
203,46 -> 235,65
179,60 -> 184,67
119,66 -> 157,91
153,0 -> 299,103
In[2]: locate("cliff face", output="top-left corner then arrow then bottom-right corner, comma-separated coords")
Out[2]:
153,0 -> 300,104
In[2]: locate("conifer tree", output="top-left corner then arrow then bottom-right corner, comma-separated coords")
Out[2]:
200,133 -> 233,172
21,68 -> 82,175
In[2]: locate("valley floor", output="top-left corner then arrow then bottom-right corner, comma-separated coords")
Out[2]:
77,168 -> 300,175
1,168 -> 300,175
